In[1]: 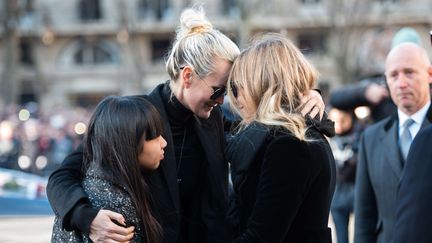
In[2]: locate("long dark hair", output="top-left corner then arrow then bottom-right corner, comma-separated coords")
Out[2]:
83,95 -> 163,243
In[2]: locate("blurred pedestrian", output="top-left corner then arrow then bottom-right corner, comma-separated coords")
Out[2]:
51,96 -> 166,243
328,108 -> 363,243
226,33 -> 335,243
354,42 -> 432,243
330,27 -> 424,123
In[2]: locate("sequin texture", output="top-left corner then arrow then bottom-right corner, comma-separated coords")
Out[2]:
51,164 -> 145,242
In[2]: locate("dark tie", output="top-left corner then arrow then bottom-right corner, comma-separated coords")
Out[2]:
400,118 -> 415,161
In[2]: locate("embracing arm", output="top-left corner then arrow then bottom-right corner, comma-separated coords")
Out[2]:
47,145 -> 134,242
233,137 -> 317,243
354,133 -> 378,243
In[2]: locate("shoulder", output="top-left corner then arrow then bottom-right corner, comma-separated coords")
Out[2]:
363,116 -> 393,138
263,128 -> 332,175
265,129 -> 310,160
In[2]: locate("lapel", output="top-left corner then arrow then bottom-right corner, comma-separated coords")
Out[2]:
146,84 -> 180,210
381,102 -> 432,179
382,116 -> 404,178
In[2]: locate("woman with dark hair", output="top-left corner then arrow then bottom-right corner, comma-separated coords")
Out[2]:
51,96 -> 167,243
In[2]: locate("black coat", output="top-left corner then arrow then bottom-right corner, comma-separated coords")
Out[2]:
393,125 -> 432,243
47,83 -> 231,243
227,122 -> 336,243
354,104 -> 432,243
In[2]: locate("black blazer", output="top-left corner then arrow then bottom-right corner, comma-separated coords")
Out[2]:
227,122 -> 336,243
393,125 -> 432,243
354,103 -> 432,243
47,83 -> 230,243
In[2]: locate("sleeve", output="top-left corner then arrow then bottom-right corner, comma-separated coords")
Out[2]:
233,137 -> 318,243
46,144 -> 99,233
353,132 -> 378,243
329,82 -> 370,110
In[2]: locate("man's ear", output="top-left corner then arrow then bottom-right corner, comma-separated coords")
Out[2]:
181,66 -> 194,88
428,66 -> 432,84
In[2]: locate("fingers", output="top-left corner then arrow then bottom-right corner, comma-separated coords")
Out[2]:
90,210 -> 135,243
105,210 -> 126,226
90,225 -> 134,243
300,97 -> 314,117
308,105 -> 320,119
106,226 -> 135,242
300,90 -> 325,119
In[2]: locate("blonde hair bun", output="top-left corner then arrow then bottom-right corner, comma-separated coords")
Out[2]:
178,7 -> 213,40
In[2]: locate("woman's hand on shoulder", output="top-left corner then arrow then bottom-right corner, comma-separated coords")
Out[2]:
89,209 -> 135,243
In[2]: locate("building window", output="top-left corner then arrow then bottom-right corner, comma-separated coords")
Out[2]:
151,38 -> 170,63
377,0 -> 399,2
20,39 -> 34,66
78,0 -> 102,21
221,0 -> 238,16
73,41 -> 118,65
138,0 -> 170,20
300,0 -> 321,4
297,33 -> 327,55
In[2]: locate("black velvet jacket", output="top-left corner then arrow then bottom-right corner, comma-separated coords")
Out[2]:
227,122 -> 336,243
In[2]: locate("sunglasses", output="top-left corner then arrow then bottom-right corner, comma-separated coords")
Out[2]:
180,66 -> 227,100
228,80 -> 238,99
231,83 -> 238,98
202,80 -> 226,100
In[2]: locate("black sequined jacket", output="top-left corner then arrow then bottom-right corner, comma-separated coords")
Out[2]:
51,164 -> 145,242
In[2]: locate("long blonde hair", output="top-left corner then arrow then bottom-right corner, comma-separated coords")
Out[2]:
166,7 -> 240,81
227,33 -> 318,141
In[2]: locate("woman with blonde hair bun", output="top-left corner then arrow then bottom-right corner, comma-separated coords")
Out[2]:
227,33 -> 336,243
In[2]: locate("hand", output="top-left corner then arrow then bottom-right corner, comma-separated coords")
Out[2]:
89,209 -> 135,243
300,90 -> 325,120
365,83 -> 388,105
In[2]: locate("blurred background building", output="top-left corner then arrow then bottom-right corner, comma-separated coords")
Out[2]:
0,0 -> 431,175
0,0 -> 431,109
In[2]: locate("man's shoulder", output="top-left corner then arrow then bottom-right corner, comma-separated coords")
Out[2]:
363,116 -> 393,137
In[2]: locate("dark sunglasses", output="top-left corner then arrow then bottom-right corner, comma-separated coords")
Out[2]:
209,86 -> 226,100
230,83 -> 238,98
179,66 -> 227,100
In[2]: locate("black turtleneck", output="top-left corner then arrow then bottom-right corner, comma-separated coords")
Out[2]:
161,83 -> 207,242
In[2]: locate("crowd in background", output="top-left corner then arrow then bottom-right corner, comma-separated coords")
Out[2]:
0,102 -> 93,176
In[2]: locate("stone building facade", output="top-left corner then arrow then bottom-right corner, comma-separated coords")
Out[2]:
0,0 -> 431,108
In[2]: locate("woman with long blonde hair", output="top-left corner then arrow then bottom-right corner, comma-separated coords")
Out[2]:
227,33 -> 336,243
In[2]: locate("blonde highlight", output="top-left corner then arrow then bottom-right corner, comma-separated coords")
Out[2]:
227,33 -> 319,141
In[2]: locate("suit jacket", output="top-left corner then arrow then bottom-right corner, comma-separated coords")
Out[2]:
227,122 -> 336,243
354,104 -> 432,243
393,126 -> 432,243
47,82 -> 230,243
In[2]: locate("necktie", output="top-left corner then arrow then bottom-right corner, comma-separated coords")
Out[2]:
400,118 -> 415,161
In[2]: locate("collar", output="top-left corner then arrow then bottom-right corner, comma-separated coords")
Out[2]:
161,81 -> 193,126
398,101 -> 431,129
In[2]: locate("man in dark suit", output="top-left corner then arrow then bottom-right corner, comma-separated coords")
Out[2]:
393,126 -> 432,243
354,42 -> 432,243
